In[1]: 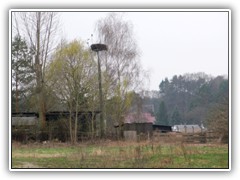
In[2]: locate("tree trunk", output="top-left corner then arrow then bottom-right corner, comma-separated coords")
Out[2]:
91,112 -> 95,139
15,70 -> 19,113
74,99 -> 78,144
69,109 -> 73,144
39,83 -> 46,129
35,12 -> 46,130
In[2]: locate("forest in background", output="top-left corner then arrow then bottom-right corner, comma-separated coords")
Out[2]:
142,73 -> 228,127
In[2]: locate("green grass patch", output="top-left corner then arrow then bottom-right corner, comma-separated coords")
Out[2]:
11,142 -> 229,169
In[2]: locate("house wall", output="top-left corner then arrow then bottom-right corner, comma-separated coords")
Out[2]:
12,116 -> 38,126
123,122 -> 153,141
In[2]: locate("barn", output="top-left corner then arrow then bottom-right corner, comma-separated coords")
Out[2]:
122,112 -> 153,140
11,111 -> 100,141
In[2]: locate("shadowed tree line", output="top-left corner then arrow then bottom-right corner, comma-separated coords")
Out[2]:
149,73 -> 228,141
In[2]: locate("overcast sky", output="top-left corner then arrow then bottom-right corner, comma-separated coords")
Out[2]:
59,11 -> 229,91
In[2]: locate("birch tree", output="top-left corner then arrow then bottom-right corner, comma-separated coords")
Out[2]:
96,13 -> 143,136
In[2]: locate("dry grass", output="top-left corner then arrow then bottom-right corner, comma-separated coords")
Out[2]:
11,140 -> 229,169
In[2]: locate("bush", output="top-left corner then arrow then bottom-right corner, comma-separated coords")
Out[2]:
206,97 -> 229,143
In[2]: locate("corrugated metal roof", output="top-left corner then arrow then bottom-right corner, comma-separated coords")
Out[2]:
172,124 -> 202,133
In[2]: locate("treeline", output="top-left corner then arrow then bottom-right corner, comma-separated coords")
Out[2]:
151,73 -> 229,129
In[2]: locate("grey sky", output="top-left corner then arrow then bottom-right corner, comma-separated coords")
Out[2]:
60,11 -> 229,90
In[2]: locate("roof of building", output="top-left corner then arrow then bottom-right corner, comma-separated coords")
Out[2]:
173,124 -> 201,128
12,111 -> 101,121
172,124 -> 203,133
124,112 -> 156,124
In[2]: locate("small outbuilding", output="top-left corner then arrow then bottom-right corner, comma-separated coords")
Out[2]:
123,122 -> 153,141
172,124 -> 204,133
123,111 -> 155,141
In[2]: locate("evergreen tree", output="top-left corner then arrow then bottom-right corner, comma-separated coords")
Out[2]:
156,101 -> 169,125
171,107 -> 181,125
158,73 -> 228,126
12,35 -> 34,112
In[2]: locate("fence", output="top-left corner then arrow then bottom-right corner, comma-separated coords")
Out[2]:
152,131 -> 226,144
11,124 -> 227,144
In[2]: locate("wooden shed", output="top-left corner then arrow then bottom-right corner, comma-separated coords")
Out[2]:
123,122 -> 153,141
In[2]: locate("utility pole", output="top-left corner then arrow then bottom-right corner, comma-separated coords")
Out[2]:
90,43 -> 107,138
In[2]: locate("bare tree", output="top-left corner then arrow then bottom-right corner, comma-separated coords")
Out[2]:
95,13 -> 144,137
12,12 -> 59,130
206,96 -> 229,143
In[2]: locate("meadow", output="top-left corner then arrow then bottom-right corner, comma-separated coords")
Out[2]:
11,140 -> 229,169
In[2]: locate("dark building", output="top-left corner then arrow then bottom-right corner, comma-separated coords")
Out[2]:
12,111 -> 100,142
153,124 -> 172,133
124,122 -> 153,135
123,122 -> 153,141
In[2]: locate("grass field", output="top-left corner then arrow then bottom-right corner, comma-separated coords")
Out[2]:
11,141 -> 229,169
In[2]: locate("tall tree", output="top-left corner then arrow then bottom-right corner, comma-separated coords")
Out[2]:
47,40 -> 97,144
156,101 -> 169,125
95,13 -> 143,137
170,107 -> 181,126
12,12 -> 59,129
12,35 -> 34,112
